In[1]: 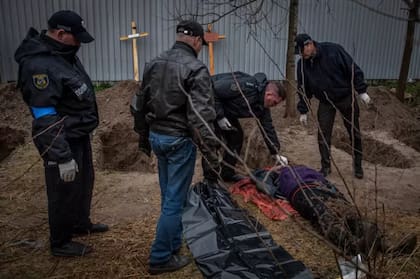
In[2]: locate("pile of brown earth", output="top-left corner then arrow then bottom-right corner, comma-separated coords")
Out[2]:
93,80 -> 157,172
0,83 -> 30,161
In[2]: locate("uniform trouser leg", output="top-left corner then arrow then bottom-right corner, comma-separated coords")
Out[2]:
45,164 -> 74,247
69,136 -> 94,230
317,102 -> 336,169
336,95 -> 363,168
220,119 -> 243,178
45,137 -> 89,247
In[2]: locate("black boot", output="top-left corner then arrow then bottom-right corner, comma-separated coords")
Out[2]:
354,167 -> 364,179
149,255 -> 191,275
354,157 -> 364,179
73,223 -> 109,236
319,166 -> 331,177
51,241 -> 92,257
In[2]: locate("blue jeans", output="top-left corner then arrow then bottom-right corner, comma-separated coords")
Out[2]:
149,131 -> 197,264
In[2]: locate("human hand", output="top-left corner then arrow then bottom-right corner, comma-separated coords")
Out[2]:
359,93 -> 371,105
58,159 -> 79,182
299,114 -> 308,126
139,138 -> 151,157
274,154 -> 288,166
203,163 -> 220,184
217,117 -> 234,131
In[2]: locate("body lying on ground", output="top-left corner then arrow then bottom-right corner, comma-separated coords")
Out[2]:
239,165 -> 417,257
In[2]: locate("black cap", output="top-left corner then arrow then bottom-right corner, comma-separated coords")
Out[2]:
48,10 -> 94,43
176,20 -> 208,46
294,33 -> 312,54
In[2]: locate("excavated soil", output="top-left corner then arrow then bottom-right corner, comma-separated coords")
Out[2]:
0,81 -> 419,279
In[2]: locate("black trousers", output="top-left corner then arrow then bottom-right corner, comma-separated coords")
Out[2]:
217,118 -> 244,178
44,135 -> 94,247
317,94 -> 362,169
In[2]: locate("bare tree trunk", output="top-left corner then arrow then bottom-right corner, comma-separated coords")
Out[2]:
397,0 -> 419,102
284,0 -> 298,118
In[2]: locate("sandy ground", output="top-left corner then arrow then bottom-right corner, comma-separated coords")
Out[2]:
0,81 -> 419,278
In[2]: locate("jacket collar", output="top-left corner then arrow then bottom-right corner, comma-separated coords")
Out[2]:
173,41 -> 198,57
313,41 -> 322,59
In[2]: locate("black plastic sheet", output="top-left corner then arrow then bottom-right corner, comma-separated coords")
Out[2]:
182,181 -> 313,279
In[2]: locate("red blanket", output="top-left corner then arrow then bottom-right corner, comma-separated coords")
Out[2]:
230,178 -> 297,221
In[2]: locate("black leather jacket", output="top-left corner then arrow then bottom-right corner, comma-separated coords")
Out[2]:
212,72 -> 280,154
132,41 -> 217,148
15,28 -> 98,163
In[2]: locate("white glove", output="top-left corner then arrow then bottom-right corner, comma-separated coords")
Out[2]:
274,154 -> 288,166
299,114 -> 308,126
217,117 -> 233,131
58,159 -> 79,182
359,93 -> 371,105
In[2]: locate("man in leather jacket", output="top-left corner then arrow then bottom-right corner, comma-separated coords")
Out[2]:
14,10 -> 108,257
131,20 -> 220,275
295,34 -> 372,179
212,71 -> 287,182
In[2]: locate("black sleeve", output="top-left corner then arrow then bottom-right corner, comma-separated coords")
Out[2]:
20,62 -> 72,162
296,60 -> 311,114
259,108 -> 280,155
214,95 -> 225,120
335,45 -> 367,94
131,66 -> 150,140
32,115 -> 73,163
186,65 -> 218,148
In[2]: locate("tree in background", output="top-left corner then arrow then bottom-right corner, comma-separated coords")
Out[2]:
397,0 -> 419,102
285,0 -> 298,117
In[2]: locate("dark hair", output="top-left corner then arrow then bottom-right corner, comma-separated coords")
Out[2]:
267,81 -> 286,99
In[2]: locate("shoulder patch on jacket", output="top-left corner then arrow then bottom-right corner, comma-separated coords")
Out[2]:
32,74 -> 49,90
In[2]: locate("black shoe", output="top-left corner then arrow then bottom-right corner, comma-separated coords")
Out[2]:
73,223 -> 109,236
172,247 -> 181,255
319,167 -> 331,177
51,241 -> 92,257
148,255 -> 191,275
354,167 -> 364,179
222,174 -> 246,183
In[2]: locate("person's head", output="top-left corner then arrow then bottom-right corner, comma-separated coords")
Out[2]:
176,20 -> 208,54
294,33 -> 316,60
264,81 -> 286,108
46,10 -> 94,46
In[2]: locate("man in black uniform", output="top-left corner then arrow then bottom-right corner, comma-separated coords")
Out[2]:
295,34 -> 372,179
15,10 -> 108,257
212,71 -> 287,182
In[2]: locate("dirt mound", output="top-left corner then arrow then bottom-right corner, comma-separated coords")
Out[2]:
94,80 -> 156,172
361,87 -> 420,152
332,127 -> 412,168
0,83 -> 31,161
0,126 -> 26,161
0,83 -> 31,130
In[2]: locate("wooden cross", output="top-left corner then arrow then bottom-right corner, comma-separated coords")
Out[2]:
120,21 -> 149,81
204,24 -> 226,75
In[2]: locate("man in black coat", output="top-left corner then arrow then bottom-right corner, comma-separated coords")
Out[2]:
132,20 -> 220,275
212,71 -> 287,182
15,10 -> 108,257
295,34 -> 372,179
